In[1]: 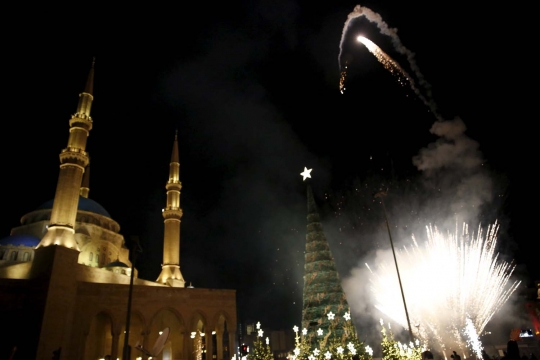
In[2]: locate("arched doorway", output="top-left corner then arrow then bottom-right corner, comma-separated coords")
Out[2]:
213,314 -> 232,360
145,308 -> 185,360
117,311 -> 145,359
190,313 -> 208,360
84,311 -> 113,360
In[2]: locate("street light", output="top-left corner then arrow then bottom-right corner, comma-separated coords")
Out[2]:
123,236 -> 142,359
374,190 -> 414,343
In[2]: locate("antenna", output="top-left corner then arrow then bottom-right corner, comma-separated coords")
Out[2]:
135,327 -> 170,357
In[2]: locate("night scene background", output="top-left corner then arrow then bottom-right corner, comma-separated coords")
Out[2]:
1,0 -> 528,350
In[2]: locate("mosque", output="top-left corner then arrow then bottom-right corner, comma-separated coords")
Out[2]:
0,62 -> 237,360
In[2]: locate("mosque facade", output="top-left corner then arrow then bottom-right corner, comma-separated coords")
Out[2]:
0,62 -> 237,360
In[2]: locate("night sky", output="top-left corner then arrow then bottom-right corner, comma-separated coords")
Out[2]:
2,0 -> 527,345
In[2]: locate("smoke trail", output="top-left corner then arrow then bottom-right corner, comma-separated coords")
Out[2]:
338,5 -> 439,117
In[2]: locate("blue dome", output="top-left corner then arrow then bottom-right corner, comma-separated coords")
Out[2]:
0,234 -> 40,247
37,196 -> 111,218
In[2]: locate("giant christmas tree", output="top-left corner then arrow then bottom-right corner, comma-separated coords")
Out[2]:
302,184 -> 352,341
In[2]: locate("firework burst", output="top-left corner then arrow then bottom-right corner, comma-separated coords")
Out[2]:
367,222 -> 520,358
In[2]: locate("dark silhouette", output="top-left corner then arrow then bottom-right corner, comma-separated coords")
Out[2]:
500,340 -> 521,360
482,350 -> 492,360
451,351 -> 462,360
529,354 -> 538,360
422,351 -> 434,360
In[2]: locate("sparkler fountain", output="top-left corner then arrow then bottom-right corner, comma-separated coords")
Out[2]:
366,222 -> 520,358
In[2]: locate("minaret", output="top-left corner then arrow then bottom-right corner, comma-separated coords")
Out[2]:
302,185 -> 351,339
37,60 -> 94,249
80,164 -> 90,198
156,131 -> 186,287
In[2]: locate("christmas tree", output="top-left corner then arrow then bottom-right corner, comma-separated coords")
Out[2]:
302,184 -> 352,342
247,322 -> 274,360
380,320 -> 424,360
291,309 -> 372,360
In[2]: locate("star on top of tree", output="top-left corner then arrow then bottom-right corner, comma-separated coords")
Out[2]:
317,328 -> 323,336
293,325 -> 299,333
300,167 -> 312,181
344,311 -> 351,321
327,311 -> 335,320
258,329 -> 264,337
302,328 -> 308,336
256,321 -> 261,329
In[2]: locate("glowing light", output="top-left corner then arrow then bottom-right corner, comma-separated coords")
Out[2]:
344,311 -> 351,321
365,345 -> 373,356
317,328 -> 323,336
293,325 -> 299,332
368,222 -> 520,354
327,311 -> 335,320
300,167 -> 312,181
302,328 -> 307,335
258,329 -> 264,337
356,36 -> 413,90
256,321 -> 261,329
464,316 -> 483,358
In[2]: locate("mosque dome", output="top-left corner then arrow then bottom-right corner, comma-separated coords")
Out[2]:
104,260 -> 129,268
37,196 -> 111,218
0,234 -> 41,247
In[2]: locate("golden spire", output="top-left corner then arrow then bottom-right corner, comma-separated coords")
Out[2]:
37,61 -> 94,249
171,129 -> 179,163
84,57 -> 95,95
75,58 -> 95,118
156,132 -> 185,287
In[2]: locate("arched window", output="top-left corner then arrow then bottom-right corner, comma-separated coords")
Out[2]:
89,252 -> 93,261
23,252 -> 30,261
10,251 -> 18,261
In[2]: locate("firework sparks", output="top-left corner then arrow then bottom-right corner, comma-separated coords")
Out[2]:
340,63 -> 348,94
464,316 -> 483,359
367,222 -> 520,355
356,36 -> 410,86
355,35 -> 439,118
338,5 -> 443,120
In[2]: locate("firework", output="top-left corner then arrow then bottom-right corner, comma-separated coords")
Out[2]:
338,5 -> 442,120
367,222 -> 520,358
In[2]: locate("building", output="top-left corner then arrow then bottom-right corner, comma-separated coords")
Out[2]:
0,62 -> 237,360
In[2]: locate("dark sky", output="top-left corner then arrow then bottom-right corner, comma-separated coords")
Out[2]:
1,0 -> 527,343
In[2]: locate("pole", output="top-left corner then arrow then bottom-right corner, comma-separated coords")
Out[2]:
123,236 -> 141,359
375,191 -> 415,343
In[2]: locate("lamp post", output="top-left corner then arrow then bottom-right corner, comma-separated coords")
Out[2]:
123,236 -> 142,359
374,190 -> 414,343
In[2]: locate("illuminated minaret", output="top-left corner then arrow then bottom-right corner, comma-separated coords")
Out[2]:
80,164 -> 90,198
37,60 -> 94,249
156,131 -> 186,287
